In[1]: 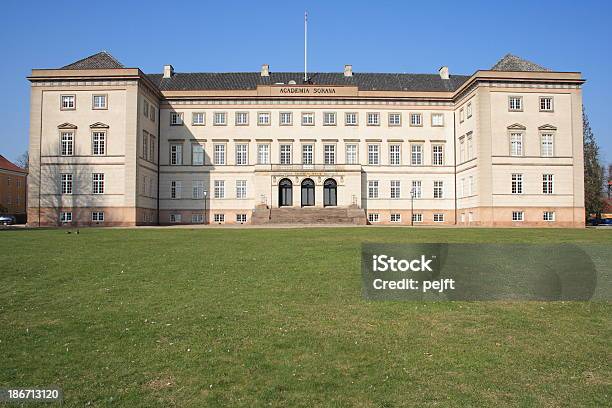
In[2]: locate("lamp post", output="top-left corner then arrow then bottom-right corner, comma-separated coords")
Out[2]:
410,187 -> 416,227
203,190 -> 208,224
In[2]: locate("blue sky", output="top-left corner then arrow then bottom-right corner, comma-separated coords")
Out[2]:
1,0 -> 610,165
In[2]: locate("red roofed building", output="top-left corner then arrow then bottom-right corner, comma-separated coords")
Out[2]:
0,155 -> 27,223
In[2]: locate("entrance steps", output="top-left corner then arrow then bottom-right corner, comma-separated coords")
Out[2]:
251,206 -> 367,225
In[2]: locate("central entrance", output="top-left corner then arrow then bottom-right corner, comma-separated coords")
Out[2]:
278,178 -> 293,207
324,178 -> 337,207
301,178 -> 315,207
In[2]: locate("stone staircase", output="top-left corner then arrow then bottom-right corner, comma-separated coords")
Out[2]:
251,206 -> 367,225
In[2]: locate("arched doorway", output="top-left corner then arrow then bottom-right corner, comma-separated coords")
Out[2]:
323,178 -> 337,207
301,178 -> 315,207
278,178 -> 293,207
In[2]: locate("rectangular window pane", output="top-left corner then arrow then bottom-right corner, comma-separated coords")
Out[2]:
368,144 -> 379,165
324,145 -> 336,165
257,144 -> 270,164
192,144 -> 204,165
346,144 -> 357,164
389,144 -> 401,165
214,144 -> 225,165
302,144 -> 313,165
236,144 -> 248,165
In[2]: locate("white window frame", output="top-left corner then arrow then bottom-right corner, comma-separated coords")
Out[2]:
92,173 -> 104,195
213,112 -> 227,126
61,173 -> 73,194
192,214 -> 204,223
511,173 -> 523,194
433,213 -> 444,222
192,144 -> 204,166
410,144 -> 423,165
366,112 -> 380,126
257,144 -> 270,164
345,144 -> 358,164
170,112 -> 183,126
539,96 -> 554,112
170,144 -> 183,165
411,180 -> 422,199
324,144 -> 336,165
236,180 -> 247,199
510,133 -> 523,157
60,132 -> 74,156
92,94 -> 107,110
409,113 -> 422,127
412,213 -> 423,223
543,211 -> 555,221
235,143 -> 248,165
214,180 -> 225,199
433,180 -> 444,199
345,112 -> 358,126
192,112 -> 205,125
279,112 -> 293,126
92,211 -> 105,222
235,111 -> 249,126
390,180 -> 401,199
509,96 -> 523,111
302,144 -> 314,165
236,214 -> 247,223
512,211 -> 524,221
542,174 -> 554,194
541,133 -> 554,157
214,143 -> 226,165
192,180 -> 205,199
61,95 -> 75,110
367,144 -> 380,165
213,213 -> 225,223
170,181 -> 182,199
432,144 -> 444,166
368,180 -> 379,199
257,112 -> 271,126
368,213 -> 380,223
388,113 -> 401,126
60,211 -> 73,223
431,113 -> 444,127
390,213 -> 401,222
280,144 -> 292,165
301,112 -> 314,126
389,144 -> 401,166
323,112 -> 336,126
92,131 -> 106,156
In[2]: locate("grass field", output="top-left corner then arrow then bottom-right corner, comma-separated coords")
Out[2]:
1,227 -> 610,407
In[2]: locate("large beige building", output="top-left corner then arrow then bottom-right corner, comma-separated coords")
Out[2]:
27,52 -> 585,227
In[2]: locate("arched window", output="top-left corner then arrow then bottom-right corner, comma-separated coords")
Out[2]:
278,178 -> 293,207
301,178 -> 315,207
323,178 -> 337,207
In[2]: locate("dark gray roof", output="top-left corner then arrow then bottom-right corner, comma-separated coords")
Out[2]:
62,52 -> 124,70
146,72 -> 470,92
491,54 -> 550,72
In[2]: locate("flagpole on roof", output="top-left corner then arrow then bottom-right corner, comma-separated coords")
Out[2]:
304,11 -> 308,83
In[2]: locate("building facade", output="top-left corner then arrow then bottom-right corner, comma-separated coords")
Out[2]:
0,155 -> 27,223
27,52 -> 585,227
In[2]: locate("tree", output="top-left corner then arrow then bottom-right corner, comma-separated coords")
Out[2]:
15,151 -> 29,171
583,109 -> 604,218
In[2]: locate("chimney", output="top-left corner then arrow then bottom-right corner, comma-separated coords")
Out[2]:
439,66 -> 449,80
344,64 -> 353,77
163,64 -> 174,79
261,64 -> 270,77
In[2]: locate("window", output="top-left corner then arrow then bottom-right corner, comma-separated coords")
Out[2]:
459,109 -> 465,122
540,97 -> 553,112
170,181 -> 182,199
61,174 -> 73,194
150,105 -> 156,122
258,112 -> 271,126
236,214 -> 247,223
214,144 -> 226,165
170,214 -> 182,223
257,144 -> 270,164
60,212 -> 73,223
170,112 -> 183,125
367,112 -> 380,126
433,181 -> 444,199
60,132 -> 74,156
280,144 -> 292,164
236,144 -> 248,165
236,180 -> 247,199
92,173 -> 104,194
542,174 -> 554,194
301,112 -> 314,125
345,112 -> 358,126
468,176 -> 474,196
390,213 -> 401,222
214,180 -> 225,199
410,144 -> 423,165
368,213 -> 380,223
510,133 -> 523,156
543,211 -> 555,221
541,133 -> 554,157
192,112 -> 205,125
302,144 -> 313,165
390,180 -> 401,199
459,137 -> 465,163
192,180 -> 205,199
460,213 -> 465,223
432,144 -> 444,165
388,113 -> 401,126
431,113 -> 444,127
280,112 -> 293,126
466,102 -> 472,118
213,213 -> 225,223
468,212 -> 474,222
389,144 -> 401,165
61,95 -> 75,110
142,131 -> 148,159
346,144 -> 358,164
509,96 -> 523,111
368,180 -> 379,199
192,214 -> 204,223
433,213 -> 444,222
236,112 -> 249,125
143,100 -> 149,118
92,211 -> 104,222
367,144 -> 380,165
412,213 -> 423,223
149,135 -> 155,162
170,144 -> 182,165
467,134 -> 474,160
410,113 -> 422,126
323,112 -> 336,126
192,144 -> 204,166
411,180 -> 422,198
511,173 -> 523,194
512,211 -> 524,221
92,94 -> 107,109
324,145 -> 336,165
213,112 -> 227,125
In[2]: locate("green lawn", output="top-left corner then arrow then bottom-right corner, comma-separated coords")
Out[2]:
1,227 -> 610,407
